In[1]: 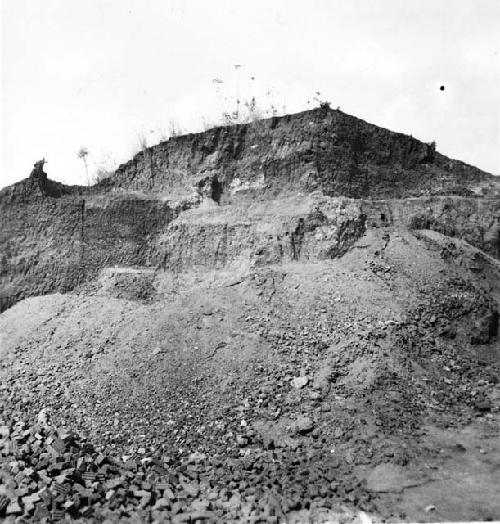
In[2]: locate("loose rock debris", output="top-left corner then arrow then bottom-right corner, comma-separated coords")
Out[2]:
0,414 -> 375,523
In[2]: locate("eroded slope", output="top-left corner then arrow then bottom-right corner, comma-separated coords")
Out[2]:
1,107 -> 499,313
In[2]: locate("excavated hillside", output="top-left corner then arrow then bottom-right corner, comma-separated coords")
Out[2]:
1,107 -> 500,523
1,107 -> 500,313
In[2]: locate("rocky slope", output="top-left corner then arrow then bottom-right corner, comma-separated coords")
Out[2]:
1,108 -> 500,522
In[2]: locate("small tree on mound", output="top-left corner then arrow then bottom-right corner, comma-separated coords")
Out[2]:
77,147 -> 90,186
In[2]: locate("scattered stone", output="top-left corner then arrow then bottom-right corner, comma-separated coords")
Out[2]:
474,399 -> 492,412
293,415 -> 314,434
292,376 -> 309,389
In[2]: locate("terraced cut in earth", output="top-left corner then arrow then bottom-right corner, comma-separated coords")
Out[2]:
1,108 -> 500,522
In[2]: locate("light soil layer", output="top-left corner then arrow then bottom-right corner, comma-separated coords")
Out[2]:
1,227 -> 500,521
2,191 -> 499,313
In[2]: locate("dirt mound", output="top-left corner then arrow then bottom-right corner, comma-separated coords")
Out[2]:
1,108 -> 500,521
2,227 -> 500,521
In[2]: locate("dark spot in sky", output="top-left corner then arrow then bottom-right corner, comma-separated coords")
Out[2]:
440,85 -> 445,91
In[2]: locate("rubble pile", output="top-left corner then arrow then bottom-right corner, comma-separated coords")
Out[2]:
0,410 -> 376,523
2,224 -> 500,521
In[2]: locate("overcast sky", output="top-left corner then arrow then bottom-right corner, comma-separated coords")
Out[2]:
1,0 -> 499,188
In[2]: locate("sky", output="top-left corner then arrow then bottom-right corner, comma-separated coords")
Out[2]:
1,0 -> 499,188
